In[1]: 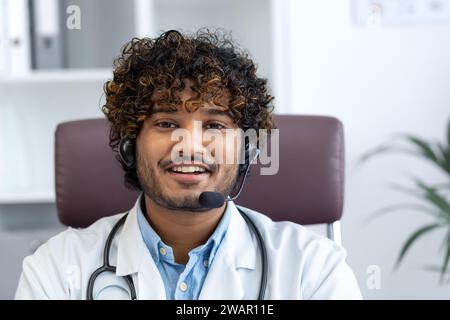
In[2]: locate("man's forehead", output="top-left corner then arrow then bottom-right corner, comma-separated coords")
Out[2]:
150,79 -> 231,106
150,104 -> 231,116
150,89 -> 231,116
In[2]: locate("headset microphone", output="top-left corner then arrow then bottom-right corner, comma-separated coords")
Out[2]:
198,192 -> 225,208
198,147 -> 259,209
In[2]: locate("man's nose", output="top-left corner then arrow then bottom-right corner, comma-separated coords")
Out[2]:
170,120 -> 218,166
185,120 -> 205,154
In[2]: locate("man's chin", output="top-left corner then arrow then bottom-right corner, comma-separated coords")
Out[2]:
149,192 -> 210,212
162,198 -> 211,212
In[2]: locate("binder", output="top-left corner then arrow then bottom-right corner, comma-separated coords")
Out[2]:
0,0 -> 9,74
6,0 -> 31,75
30,0 -> 63,69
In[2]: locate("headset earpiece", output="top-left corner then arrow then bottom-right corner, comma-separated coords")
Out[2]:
118,138 -> 136,169
237,140 -> 259,178
248,142 -> 260,163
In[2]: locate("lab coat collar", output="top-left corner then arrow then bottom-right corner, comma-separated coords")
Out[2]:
116,195 -> 167,299
198,201 -> 258,300
115,195 -> 258,299
115,196 -> 145,276
219,201 -> 257,270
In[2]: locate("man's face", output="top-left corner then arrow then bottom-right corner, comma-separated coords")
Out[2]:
135,82 -> 242,212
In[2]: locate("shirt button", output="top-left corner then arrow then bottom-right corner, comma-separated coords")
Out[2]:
203,260 -> 209,268
179,282 -> 188,292
159,247 -> 167,256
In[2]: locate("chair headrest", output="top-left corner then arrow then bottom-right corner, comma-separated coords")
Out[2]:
236,115 -> 344,225
55,115 -> 344,227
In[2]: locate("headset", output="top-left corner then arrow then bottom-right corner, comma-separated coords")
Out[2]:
87,133 -> 268,300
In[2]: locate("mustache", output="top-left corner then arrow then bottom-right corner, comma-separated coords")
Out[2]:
159,155 -> 218,172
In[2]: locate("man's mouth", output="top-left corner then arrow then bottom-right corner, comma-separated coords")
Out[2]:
168,165 -> 210,174
164,164 -> 212,183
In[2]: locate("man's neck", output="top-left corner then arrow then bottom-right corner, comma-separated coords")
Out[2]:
143,194 -> 226,265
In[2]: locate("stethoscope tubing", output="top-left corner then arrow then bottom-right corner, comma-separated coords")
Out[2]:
86,208 -> 267,300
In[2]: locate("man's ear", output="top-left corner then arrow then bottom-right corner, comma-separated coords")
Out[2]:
119,138 -> 136,168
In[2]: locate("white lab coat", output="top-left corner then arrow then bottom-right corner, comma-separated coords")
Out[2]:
15,198 -> 362,300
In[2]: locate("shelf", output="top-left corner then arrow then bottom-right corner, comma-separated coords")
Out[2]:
0,68 -> 112,84
0,191 -> 56,204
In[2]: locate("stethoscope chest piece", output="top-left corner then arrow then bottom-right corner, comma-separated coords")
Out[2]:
87,214 -> 137,300
90,272 -> 135,300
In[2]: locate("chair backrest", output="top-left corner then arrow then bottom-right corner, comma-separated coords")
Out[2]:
55,115 -> 345,231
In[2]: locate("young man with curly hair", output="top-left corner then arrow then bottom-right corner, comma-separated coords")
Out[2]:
15,30 -> 362,300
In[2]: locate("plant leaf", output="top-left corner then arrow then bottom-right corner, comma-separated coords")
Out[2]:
364,203 -> 440,224
413,179 -> 450,220
423,264 -> 450,283
437,143 -> 450,175
447,118 -> 450,150
440,230 -> 450,283
423,264 -> 448,273
427,182 -> 450,190
388,182 -> 423,196
356,144 -> 415,166
395,223 -> 444,270
358,131 -> 450,175
401,181 -> 450,190
402,134 -> 440,164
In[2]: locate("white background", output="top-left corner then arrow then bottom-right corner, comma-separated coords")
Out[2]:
284,0 -> 450,299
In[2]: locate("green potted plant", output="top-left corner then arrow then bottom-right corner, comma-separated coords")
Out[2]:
358,119 -> 450,282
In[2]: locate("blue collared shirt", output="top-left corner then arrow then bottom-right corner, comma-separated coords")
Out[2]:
136,195 -> 231,300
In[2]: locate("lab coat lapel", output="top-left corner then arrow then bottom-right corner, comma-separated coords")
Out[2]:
115,198 -> 166,299
199,202 -> 259,300
136,247 -> 167,299
115,198 -> 259,300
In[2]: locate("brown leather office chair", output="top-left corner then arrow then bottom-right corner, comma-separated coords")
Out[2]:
55,115 -> 345,244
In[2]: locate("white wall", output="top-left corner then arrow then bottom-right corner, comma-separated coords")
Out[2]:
153,0 -> 272,84
285,0 -> 450,298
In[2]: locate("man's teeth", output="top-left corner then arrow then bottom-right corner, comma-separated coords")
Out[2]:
170,166 -> 207,173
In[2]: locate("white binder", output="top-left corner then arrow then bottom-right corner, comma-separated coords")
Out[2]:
31,0 -> 63,69
6,0 -> 31,75
0,0 -> 9,74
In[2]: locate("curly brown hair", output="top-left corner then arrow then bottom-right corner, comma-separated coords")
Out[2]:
102,29 -> 275,190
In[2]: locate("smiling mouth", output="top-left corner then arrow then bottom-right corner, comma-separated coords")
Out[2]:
165,165 -> 212,184
166,165 -> 211,174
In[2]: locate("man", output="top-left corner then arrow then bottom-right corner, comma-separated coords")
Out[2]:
15,30 -> 362,299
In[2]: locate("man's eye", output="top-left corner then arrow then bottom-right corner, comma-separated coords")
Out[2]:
156,121 -> 177,128
206,123 -> 226,130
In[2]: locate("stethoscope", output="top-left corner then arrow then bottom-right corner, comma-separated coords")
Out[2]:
87,140 -> 268,299
86,206 -> 268,300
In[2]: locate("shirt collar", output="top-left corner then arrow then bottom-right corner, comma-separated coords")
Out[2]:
136,193 -> 231,266
116,195 -> 257,277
